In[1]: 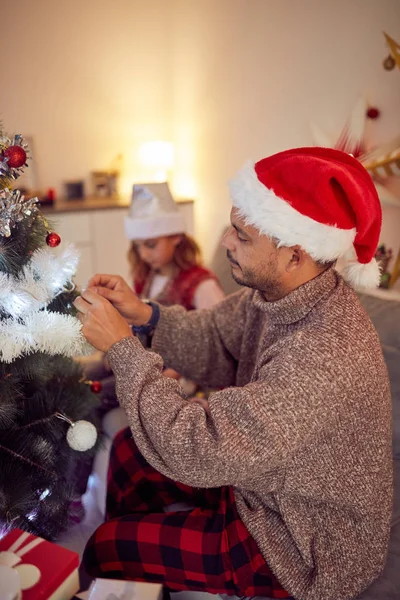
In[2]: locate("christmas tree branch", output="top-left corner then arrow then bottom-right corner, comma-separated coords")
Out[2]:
0,443 -> 57,477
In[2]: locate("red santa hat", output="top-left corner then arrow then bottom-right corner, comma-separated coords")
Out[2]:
228,147 -> 382,289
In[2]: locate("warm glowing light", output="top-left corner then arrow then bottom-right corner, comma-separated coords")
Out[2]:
172,173 -> 197,198
138,141 -> 174,181
137,141 -> 174,182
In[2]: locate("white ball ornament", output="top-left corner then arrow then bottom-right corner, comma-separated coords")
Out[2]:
66,420 -> 97,452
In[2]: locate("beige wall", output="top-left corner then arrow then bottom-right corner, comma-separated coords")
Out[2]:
2,0 -> 173,196
2,0 -> 400,263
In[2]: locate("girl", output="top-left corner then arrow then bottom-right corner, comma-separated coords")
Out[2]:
126,182 -> 224,311
70,183 -> 224,525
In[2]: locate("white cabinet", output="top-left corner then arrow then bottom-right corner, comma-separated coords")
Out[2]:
51,202 -> 194,289
91,209 -> 131,283
51,212 -> 95,288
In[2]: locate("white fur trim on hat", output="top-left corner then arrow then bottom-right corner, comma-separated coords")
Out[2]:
124,212 -> 186,240
228,160 -> 356,263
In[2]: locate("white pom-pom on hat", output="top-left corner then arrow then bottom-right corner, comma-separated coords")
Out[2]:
341,258 -> 381,290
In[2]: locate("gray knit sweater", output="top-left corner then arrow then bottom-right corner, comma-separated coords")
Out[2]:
107,268 -> 393,600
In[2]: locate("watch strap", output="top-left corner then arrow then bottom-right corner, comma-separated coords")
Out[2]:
132,301 -> 160,336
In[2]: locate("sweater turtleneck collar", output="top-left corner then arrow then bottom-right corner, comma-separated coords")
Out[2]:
252,267 -> 340,326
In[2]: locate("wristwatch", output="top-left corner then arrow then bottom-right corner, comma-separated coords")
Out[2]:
131,301 -> 161,336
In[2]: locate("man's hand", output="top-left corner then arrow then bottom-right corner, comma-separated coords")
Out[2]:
74,288 -> 134,353
189,396 -> 211,416
86,274 -> 152,326
163,368 -> 181,380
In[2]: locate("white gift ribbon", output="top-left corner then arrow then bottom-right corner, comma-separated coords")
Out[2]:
0,531 -> 44,600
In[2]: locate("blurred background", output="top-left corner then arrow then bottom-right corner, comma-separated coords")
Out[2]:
2,0 -> 400,266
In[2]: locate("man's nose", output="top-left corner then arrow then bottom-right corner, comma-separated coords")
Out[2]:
221,226 -> 234,249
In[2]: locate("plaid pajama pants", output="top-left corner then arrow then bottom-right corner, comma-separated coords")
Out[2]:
82,427 -> 292,598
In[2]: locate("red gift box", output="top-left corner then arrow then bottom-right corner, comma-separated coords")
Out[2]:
0,528 -> 79,600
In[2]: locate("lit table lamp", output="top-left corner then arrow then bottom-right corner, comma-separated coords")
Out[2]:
138,141 -> 174,182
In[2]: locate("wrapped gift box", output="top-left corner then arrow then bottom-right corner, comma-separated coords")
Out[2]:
75,578 -> 163,600
0,528 -> 79,600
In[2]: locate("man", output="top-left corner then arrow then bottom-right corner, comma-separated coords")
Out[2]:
75,148 -> 392,600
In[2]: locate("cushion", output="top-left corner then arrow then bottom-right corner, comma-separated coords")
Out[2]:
358,292 -> 400,459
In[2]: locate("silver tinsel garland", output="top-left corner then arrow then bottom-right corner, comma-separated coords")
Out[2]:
0,188 -> 39,237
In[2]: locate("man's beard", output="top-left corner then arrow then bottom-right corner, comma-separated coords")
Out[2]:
227,251 -> 284,298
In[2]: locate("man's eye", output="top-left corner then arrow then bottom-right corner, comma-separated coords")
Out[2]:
237,235 -> 248,243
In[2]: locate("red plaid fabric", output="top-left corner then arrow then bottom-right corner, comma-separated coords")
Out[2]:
83,427 -> 292,598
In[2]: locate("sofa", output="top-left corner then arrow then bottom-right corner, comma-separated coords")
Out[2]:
355,292 -> 400,599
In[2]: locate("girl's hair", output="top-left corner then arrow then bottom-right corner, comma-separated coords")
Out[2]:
128,234 -> 202,283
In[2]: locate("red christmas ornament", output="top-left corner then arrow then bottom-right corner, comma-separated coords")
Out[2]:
46,232 -> 61,247
3,145 -> 27,169
90,381 -> 102,394
366,107 -> 380,120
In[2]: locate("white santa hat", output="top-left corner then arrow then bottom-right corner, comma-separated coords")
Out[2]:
228,147 -> 382,290
124,182 -> 186,240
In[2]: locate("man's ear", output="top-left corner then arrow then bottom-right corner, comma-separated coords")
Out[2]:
285,245 -> 304,272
